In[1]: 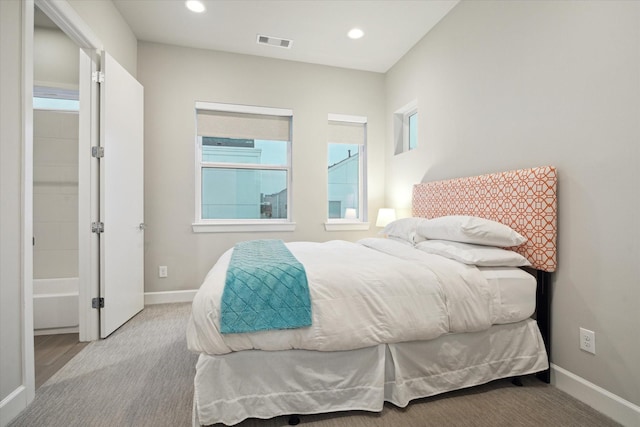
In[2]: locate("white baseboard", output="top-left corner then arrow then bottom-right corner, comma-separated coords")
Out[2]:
144,290 -> 197,305
551,364 -> 640,427
0,385 -> 27,427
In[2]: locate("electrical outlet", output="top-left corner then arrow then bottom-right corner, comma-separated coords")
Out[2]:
580,327 -> 595,354
158,265 -> 168,278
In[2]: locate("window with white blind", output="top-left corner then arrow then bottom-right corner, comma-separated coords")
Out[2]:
325,114 -> 368,231
193,102 -> 295,233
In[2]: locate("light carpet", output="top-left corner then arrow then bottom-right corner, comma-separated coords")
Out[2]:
9,303 -> 620,427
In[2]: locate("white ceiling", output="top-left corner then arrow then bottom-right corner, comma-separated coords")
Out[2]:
112,0 -> 459,73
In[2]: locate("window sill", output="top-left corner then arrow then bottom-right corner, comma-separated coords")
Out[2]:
192,221 -> 297,233
324,221 -> 370,232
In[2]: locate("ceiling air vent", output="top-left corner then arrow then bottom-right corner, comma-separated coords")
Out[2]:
256,34 -> 293,49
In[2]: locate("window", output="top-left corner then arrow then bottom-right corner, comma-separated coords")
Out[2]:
394,100 -> 418,154
33,86 -> 79,111
408,111 -> 418,150
325,114 -> 368,231
193,102 -> 294,232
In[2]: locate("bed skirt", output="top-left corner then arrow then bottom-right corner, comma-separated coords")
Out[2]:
193,318 -> 548,426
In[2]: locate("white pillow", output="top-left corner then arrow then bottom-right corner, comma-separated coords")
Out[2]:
416,240 -> 531,267
416,215 -> 526,247
381,217 -> 428,245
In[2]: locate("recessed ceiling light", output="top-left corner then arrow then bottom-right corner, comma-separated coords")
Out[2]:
185,0 -> 206,13
347,28 -> 364,40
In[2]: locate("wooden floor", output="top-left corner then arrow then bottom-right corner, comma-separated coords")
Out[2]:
34,333 -> 89,389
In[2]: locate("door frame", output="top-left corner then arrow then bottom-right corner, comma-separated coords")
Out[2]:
19,0 -> 35,413
31,0 -> 103,341
12,0 -> 102,418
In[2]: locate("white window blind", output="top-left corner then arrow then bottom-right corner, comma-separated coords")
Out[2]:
197,110 -> 291,141
327,120 -> 366,145
327,113 -> 366,144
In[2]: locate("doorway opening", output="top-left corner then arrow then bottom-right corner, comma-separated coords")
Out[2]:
32,5 -> 84,388
28,0 -> 144,393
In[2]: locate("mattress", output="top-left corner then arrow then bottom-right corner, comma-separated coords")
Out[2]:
187,239 -> 537,356
188,239 -> 493,355
193,318 -> 548,426
478,267 -> 536,324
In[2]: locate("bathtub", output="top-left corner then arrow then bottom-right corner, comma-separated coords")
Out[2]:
33,277 -> 79,335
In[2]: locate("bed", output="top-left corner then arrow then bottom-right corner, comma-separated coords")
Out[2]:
187,166 -> 558,426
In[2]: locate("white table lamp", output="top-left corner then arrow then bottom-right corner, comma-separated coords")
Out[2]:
376,208 -> 396,227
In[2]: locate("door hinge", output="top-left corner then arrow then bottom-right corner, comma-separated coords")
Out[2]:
92,297 -> 104,309
91,222 -> 104,234
91,146 -> 104,158
92,71 -> 104,84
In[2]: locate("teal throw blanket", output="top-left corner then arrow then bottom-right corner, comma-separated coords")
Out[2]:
220,239 -> 312,334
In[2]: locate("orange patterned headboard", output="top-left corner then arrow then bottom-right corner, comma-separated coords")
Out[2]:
412,166 -> 557,272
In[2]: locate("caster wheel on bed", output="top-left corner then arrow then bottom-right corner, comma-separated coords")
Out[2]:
288,415 -> 300,425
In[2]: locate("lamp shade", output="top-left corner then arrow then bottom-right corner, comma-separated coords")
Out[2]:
376,208 -> 396,227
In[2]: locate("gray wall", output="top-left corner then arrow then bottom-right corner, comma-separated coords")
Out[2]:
138,42 -> 386,293
33,26 -> 80,280
0,0 -> 27,407
67,0 -> 137,77
34,27 -> 79,87
385,0 -> 640,405
33,110 -> 79,279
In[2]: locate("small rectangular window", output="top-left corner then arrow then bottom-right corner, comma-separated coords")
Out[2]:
326,114 -> 367,224
33,86 -> 79,111
194,102 -> 293,231
394,100 -> 418,155
408,111 -> 418,150
33,97 -> 79,111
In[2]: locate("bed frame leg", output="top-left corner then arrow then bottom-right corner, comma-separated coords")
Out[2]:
288,415 -> 300,425
535,270 -> 552,384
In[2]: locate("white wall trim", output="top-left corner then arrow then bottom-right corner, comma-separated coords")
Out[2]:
192,221 -> 296,233
35,0 -> 102,50
324,221 -> 370,231
551,364 -> 640,427
77,47 -> 100,343
328,113 -> 367,124
144,290 -> 197,305
0,386 -> 27,427
21,0 -> 36,410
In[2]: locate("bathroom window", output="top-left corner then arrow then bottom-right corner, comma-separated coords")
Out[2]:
33,86 -> 79,111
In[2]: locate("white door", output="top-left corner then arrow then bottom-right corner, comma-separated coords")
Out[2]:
99,52 -> 144,338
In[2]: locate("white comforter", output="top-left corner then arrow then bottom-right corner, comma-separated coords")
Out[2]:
187,238 -> 499,355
